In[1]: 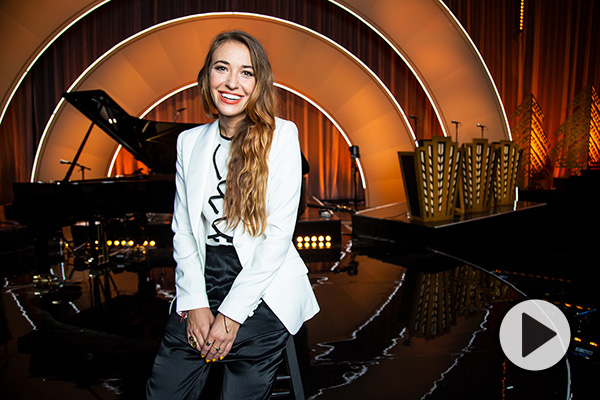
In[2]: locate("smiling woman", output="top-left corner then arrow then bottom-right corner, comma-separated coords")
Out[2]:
145,30 -> 319,400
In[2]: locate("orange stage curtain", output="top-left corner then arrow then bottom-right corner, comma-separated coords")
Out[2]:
1,0 -> 599,205
444,0 -> 600,179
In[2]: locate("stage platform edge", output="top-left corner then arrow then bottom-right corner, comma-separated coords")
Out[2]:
351,201 -> 548,258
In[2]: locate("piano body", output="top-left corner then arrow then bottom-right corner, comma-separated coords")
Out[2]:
7,90 -> 199,271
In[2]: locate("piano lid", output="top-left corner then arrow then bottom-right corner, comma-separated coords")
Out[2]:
63,90 -> 199,174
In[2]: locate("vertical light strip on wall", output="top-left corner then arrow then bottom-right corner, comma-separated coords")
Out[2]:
519,0 -> 526,31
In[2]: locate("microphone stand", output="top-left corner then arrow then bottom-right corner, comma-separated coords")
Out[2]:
349,146 -> 360,211
172,108 -> 186,123
409,115 -> 420,137
477,123 -> 487,139
62,121 -> 94,182
60,160 -> 91,180
76,163 -> 91,180
451,120 -> 461,142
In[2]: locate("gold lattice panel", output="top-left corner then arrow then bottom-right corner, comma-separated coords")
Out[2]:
459,139 -> 496,213
551,86 -> 600,172
399,137 -> 462,222
509,94 -> 550,188
493,141 -> 521,206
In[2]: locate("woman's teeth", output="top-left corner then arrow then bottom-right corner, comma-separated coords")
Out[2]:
221,93 -> 241,101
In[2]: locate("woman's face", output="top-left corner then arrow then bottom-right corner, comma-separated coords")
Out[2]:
209,41 -> 256,131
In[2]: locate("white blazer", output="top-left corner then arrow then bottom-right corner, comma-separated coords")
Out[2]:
171,117 -> 319,335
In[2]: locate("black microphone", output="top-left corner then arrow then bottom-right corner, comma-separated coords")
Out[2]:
60,159 -> 90,170
173,108 -> 187,122
476,123 -> 487,138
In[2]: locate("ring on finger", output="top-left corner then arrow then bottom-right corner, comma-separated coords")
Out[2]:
205,341 -> 212,347
188,336 -> 197,348
215,346 -> 221,352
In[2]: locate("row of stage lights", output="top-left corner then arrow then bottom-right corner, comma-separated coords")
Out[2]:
68,237 -> 330,250
106,239 -> 157,247
64,239 -> 158,249
296,235 -> 333,250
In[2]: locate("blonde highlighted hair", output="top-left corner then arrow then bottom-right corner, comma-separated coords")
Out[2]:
197,30 -> 276,236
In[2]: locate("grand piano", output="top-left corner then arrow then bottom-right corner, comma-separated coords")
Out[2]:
7,89 -> 199,270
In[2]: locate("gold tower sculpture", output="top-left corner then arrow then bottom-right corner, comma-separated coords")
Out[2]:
493,140 -> 521,206
551,86 -> 600,173
458,139 -> 496,214
398,136 -> 462,222
510,94 -> 551,189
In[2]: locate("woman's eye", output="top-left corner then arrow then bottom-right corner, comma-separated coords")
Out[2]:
242,70 -> 254,77
214,65 -> 227,72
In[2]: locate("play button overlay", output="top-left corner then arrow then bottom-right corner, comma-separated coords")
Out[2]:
499,299 -> 570,371
522,312 -> 557,357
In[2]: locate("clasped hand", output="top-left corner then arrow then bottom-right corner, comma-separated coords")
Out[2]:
186,308 -> 240,362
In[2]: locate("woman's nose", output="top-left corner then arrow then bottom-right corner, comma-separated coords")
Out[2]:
225,73 -> 239,89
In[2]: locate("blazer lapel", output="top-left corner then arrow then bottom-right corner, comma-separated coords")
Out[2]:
186,120 -> 219,240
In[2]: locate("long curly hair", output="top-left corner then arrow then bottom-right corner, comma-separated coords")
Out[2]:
197,30 -> 276,236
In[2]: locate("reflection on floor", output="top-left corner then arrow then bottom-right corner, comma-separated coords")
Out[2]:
0,233 -> 584,400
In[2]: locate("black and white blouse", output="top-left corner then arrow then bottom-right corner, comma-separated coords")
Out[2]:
202,133 -> 234,245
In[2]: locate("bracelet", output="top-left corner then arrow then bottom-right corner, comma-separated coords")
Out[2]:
223,314 -> 229,333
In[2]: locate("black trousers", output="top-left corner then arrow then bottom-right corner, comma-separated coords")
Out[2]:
146,246 -> 290,400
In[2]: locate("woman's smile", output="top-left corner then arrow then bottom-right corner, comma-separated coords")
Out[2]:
218,91 -> 243,104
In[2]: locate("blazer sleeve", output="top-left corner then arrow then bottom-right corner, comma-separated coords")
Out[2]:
172,129 -> 210,313
218,119 -> 303,324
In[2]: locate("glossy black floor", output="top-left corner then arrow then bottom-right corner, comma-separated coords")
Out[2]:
1,187 -> 598,399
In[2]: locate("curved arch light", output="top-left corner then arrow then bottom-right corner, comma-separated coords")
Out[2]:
4,0 -> 513,207
0,0 -> 110,124
34,12 -> 414,207
331,0 -> 511,142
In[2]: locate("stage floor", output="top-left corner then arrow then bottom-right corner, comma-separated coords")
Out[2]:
0,238 -> 579,399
